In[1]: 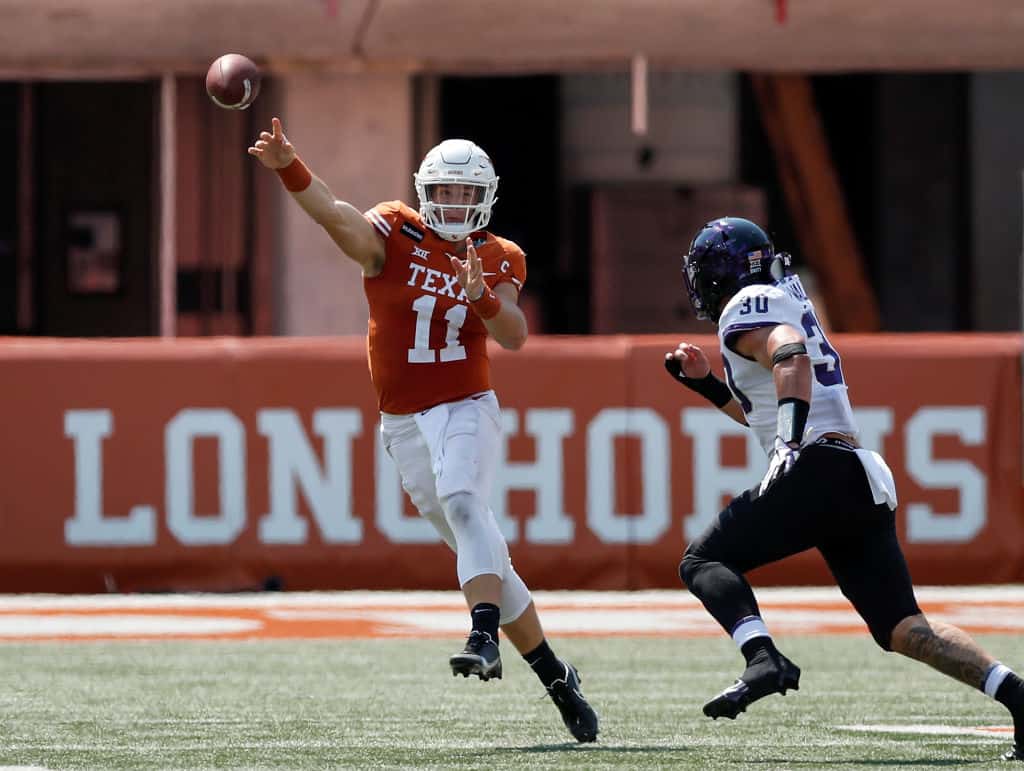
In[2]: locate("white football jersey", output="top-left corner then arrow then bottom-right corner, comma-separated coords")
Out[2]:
718,275 -> 858,455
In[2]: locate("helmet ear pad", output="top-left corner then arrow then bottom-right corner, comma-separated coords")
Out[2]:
770,256 -> 785,281
769,251 -> 792,281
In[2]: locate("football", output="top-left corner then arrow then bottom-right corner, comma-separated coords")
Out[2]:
205,53 -> 261,110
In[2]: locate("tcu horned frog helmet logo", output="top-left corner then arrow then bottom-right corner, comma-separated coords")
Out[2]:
414,139 -> 499,242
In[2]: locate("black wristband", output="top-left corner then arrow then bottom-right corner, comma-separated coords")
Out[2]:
777,397 -> 810,445
664,357 -> 733,408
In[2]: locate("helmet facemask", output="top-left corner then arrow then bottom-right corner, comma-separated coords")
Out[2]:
682,253 -> 713,321
414,139 -> 499,242
683,247 -> 744,322
418,182 -> 494,241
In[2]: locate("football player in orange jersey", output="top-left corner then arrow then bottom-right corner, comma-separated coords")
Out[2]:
249,118 -> 598,743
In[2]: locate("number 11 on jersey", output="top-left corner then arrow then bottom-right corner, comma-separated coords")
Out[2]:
407,295 -> 468,363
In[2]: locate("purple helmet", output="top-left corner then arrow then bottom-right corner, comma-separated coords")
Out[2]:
683,217 -> 788,322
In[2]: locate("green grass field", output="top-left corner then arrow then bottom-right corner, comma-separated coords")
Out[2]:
1,634 -> 1021,770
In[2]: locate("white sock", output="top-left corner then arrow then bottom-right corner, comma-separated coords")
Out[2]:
731,615 -> 771,648
984,663 -> 1012,698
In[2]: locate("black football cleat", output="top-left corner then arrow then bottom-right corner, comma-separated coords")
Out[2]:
546,662 -> 599,743
703,651 -> 801,720
1007,701 -> 1024,761
449,630 -> 502,681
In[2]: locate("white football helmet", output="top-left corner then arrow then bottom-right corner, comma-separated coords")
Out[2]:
414,139 -> 499,242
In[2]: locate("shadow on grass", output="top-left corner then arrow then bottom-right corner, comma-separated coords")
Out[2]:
748,760 -> 990,767
488,743 -> 695,755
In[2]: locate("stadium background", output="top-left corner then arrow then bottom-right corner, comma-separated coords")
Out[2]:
0,0 -> 1022,592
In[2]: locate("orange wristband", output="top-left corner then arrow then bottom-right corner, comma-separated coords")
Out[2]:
469,287 -> 502,320
276,157 -> 313,192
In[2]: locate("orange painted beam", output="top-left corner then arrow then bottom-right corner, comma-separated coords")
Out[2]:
751,74 -> 881,331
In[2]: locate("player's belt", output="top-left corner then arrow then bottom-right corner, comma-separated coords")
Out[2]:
812,434 -> 859,452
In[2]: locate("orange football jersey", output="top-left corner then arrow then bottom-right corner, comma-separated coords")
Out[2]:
363,201 -> 527,414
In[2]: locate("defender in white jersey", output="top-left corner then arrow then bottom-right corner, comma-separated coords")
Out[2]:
665,217 -> 1023,763
718,274 -> 858,455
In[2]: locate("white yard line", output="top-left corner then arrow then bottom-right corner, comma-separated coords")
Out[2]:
0,587 -> 1021,639
0,585 -> 1020,610
839,723 -> 1013,739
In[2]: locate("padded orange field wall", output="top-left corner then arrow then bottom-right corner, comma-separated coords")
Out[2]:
0,334 -> 1020,592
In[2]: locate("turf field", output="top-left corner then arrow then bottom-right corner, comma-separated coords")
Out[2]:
0,589 -> 1021,770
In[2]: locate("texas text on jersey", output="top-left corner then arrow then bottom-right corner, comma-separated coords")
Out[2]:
363,200 -> 527,415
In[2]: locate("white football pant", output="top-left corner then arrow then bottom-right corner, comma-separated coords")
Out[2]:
380,390 -> 532,625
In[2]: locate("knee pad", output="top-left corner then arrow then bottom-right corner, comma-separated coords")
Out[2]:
499,565 -> 533,625
678,546 -> 701,589
442,491 -> 477,532
419,505 -> 456,552
442,491 -> 510,587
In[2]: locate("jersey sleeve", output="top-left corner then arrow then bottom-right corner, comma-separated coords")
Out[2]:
363,201 -> 404,243
718,284 -> 805,354
490,238 -> 527,293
